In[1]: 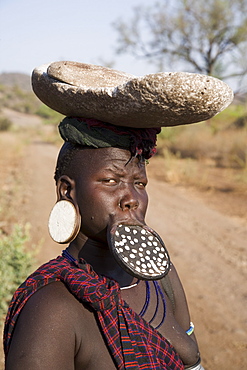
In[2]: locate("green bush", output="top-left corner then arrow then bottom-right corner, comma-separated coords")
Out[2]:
0,116 -> 12,131
0,224 -> 35,320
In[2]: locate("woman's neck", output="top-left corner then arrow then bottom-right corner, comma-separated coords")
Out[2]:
68,235 -> 134,287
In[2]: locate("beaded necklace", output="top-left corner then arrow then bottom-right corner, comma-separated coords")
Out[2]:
62,248 -> 166,330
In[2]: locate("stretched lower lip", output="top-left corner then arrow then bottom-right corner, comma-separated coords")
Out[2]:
108,212 -> 146,232
108,220 -> 145,238
114,219 -> 145,228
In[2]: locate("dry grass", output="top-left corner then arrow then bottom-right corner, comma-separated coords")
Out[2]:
147,153 -> 247,219
147,104 -> 247,220
156,104 -> 247,179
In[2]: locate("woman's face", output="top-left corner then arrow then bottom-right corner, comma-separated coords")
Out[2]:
71,147 -> 148,243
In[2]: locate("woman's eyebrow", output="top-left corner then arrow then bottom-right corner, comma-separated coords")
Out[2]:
101,167 -> 126,175
102,161 -> 127,172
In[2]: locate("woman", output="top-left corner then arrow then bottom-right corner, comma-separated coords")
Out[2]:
4,61 -> 233,369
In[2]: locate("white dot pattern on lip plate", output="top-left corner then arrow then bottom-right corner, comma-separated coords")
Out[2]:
112,225 -> 170,279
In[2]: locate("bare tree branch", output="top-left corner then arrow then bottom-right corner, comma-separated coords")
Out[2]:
113,0 -> 247,88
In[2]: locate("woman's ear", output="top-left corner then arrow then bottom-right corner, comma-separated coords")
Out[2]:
56,175 -> 77,202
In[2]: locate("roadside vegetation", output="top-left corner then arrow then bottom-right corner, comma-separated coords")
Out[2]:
155,104 -> 247,186
0,83 -> 40,115
0,224 -> 35,321
0,82 -> 63,129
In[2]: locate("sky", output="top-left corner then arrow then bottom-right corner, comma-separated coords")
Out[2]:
0,0 -> 158,77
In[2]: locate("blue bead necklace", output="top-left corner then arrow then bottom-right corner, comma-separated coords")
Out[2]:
62,248 -> 166,330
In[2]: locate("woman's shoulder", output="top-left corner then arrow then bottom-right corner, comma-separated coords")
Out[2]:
23,280 -> 87,323
5,281 -> 94,369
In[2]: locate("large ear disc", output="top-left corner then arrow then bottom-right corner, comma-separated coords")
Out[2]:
48,200 -> 81,244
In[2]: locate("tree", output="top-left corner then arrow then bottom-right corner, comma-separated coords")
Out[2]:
113,0 -> 247,92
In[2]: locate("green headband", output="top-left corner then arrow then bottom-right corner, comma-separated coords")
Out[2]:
59,117 -> 161,159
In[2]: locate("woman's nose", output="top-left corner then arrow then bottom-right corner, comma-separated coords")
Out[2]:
118,187 -> 139,211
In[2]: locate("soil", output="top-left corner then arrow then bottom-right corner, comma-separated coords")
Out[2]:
1,110 -> 246,370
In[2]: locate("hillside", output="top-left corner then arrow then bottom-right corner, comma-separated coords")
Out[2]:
0,72 -> 31,92
0,74 -> 41,116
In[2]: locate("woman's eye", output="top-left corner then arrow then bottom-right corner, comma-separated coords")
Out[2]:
103,178 -> 117,184
136,181 -> 146,187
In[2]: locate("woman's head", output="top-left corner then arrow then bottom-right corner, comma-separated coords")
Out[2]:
55,145 -> 149,243
53,117 -> 159,243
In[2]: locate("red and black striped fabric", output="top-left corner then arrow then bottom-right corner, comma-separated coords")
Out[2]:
4,256 -> 184,369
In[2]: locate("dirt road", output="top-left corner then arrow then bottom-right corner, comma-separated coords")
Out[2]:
2,111 -> 247,369
146,178 -> 247,369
